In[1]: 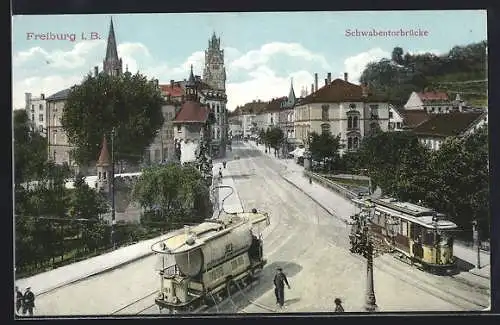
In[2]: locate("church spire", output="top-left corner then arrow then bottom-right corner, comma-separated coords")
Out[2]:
185,65 -> 198,101
103,17 -> 123,76
288,77 -> 296,103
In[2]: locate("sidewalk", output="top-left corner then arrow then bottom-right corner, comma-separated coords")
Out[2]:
15,232 -> 174,296
246,141 -> 491,280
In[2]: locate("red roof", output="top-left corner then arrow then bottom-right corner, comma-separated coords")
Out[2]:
417,92 -> 449,101
159,84 -> 184,97
173,101 -> 209,123
97,136 -> 110,167
300,79 -> 386,105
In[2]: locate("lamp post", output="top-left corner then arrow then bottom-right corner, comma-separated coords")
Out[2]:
472,219 -> 481,269
111,127 -> 116,250
349,203 -> 378,312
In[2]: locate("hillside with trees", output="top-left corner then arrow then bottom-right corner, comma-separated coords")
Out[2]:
360,41 -> 487,107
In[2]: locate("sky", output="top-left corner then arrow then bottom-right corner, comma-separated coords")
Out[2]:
12,10 -> 487,111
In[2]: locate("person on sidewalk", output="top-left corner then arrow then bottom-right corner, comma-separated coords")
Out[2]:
219,168 -> 223,179
223,161 -> 227,168
334,298 -> 345,312
273,267 -> 291,308
15,286 -> 23,315
22,287 -> 35,316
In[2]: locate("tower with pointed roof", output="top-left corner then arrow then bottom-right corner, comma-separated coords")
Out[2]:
96,135 -> 112,193
185,65 -> 199,101
103,17 -> 123,77
283,78 -> 297,109
203,32 -> 226,91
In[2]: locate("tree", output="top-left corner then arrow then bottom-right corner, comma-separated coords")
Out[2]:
309,131 -> 341,171
356,131 -> 429,196
265,127 -> 284,156
61,72 -> 164,166
132,164 -> 211,225
13,110 -> 48,184
391,47 -> 404,65
424,126 -> 489,236
67,174 -> 109,220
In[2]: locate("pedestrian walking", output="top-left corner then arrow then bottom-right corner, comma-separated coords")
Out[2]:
22,287 -> 35,316
334,298 -> 344,312
218,168 -> 223,179
273,267 -> 290,308
223,161 -> 227,168
15,286 -> 23,315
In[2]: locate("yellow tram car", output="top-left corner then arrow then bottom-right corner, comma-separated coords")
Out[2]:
352,197 -> 458,273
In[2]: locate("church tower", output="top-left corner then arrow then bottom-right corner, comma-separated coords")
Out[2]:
203,32 -> 226,91
103,17 -> 123,76
96,135 -> 112,193
284,78 -> 297,108
185,65 -> 199,102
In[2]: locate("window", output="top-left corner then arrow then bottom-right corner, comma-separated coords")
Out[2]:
424,107 -> 427,113
396,122 -> 402,129
53,133 -> 57,145
31,104 -> 34,111
438,107 -> 442,112
389,111 -> 393,119
177,125 -> 181,132
38,125 -> 43,132
39,104 -> 43,110
31,114 -> 35,122
353,116 -> 358,128
347,116 -> 353,129
39,114 -> 44,122
216,105 -> 220,113
322,105 -> 329,121
53,150 -> 56,160
389,122 -> 395,130
431,107 -> 435,112
104,171 -> 108,180
98,171 -> 102,179
353,137 -> 359,149
347,137 -> 353,149
401,221 -> 408,236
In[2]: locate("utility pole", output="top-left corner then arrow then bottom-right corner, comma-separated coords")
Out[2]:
111,127 -> 116,250
472,219 -> 481,269
349,202 -> 378,312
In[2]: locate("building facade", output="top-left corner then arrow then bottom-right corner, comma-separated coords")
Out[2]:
25,92 -> 47,135
279,79 -> 298,140
145,102 -> 177,164
404,91 -> 454,114
412,111 -> 487,151
294,73 -> 390,155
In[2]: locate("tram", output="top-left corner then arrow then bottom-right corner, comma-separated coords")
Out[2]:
352,197 -> 458,273
151,209 -> 270,313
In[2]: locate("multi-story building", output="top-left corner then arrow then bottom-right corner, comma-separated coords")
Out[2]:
46,17 -> 123,172
278,79 -> 298,139
202,33 -> 228,157
294,72 -> 390,155
24,93 -> 47,135
144,102 -> 177,164
404,91 -> 455,114
172,66 -> 210,161
412,111 -> 488,150
228,117 -> 243,139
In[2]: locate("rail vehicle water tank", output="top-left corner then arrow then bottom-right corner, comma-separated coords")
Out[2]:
166,221 -> 254,277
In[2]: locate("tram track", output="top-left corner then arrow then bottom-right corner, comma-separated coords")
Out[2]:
110,290 -> 158,315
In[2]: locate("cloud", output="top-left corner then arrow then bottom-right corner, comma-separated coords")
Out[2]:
343,48 -> 390,83
13,40 -> 106,69
13,40 -> 393,112
230,42 -> 331,71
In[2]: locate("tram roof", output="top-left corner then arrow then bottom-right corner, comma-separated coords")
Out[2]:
151,211 -> 270,254
374,205 -> 457,229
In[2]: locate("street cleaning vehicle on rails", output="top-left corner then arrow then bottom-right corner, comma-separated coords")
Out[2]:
151,186 -> 270,313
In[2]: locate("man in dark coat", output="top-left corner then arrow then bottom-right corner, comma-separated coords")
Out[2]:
22,287 -> 35,316
273,267 -> 290,308
15,286 -> 23,315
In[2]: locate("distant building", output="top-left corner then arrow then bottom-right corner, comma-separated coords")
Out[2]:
228,117 -> 243,138
389,105 -> 430,131
45,17 -> 123,173
412,111 -> 487,150
145,102 -> 177,164
172,66 -> 210,159
294,72 -> 390,155
404,91 -> 455,114
24,92 -> 47,136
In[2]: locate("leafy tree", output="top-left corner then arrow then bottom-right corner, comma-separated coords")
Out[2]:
132,164 -> 211,225
13,110 -> 48,184
356,131 -> 429,196
424,126 -> 489,236
391,47 -> 404,65
265,127 -> 284,155
61,72 -> 165,165
309,131 -> 341,170
68,174 -> 109,220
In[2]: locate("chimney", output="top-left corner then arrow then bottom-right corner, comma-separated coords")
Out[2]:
344,72 -> 348,82
324,78 -> 328,86
327,73 -> 332,85
94,66 -> 98,77
41,93 -> 45,100
311,83 -> 314,94
170,79 -> 174,88
362,82 -> 368,97
314,73 -> 318,92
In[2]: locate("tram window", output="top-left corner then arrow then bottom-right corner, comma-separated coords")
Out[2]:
401,221 -> 408,236
423,229 -> 435,245
410,223 -> 422,240
439,232 -> 453,246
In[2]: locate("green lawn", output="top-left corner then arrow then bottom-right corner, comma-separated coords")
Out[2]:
323,176 -> 370,188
